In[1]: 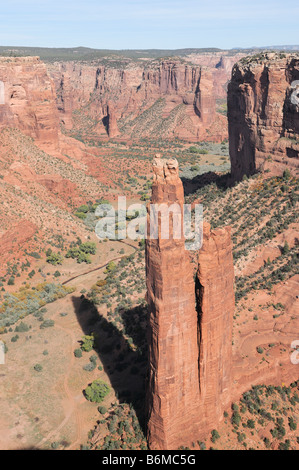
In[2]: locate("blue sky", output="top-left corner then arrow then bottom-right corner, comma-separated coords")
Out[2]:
0,0 -> 298,49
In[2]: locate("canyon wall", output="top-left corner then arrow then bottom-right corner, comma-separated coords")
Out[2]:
48,59 -> 229,142
0,57 -> 59,151
145,156 -> 235,449
187,52 -> 246,99
228,52 -> 299,180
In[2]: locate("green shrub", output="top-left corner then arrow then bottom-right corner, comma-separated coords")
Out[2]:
46,253 -> 63,266
84,379 -> 110,403
98,406 -> 108,415
15,322 -> 29,332
79,242 -> 97,255
40,319 -> 55,329
81,335 -> 95,352
74,211 -> 87,219
211,429 -> 220,443
74,348 -> 83,358
247,419 -> 255,429
83,362 -> 96,372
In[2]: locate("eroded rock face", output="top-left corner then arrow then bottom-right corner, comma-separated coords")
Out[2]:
228,53 -> 299,180
0,57 -> 59,151
49,60 -> 226,142
145,156 -> 201,450
196,223 -> 235,431
106,102 -> 120,138
145,157 -> 236,449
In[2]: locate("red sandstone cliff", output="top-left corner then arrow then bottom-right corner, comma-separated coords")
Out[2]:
228,52 -> 299,180
48,59 -> 227,142
0,57 -> 59,152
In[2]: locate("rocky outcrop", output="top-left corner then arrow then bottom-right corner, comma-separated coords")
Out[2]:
228,52 -> 299,180
145,156 -> 235,450
145,156 -> 201,450
49,59 -> 227,142
0,57 -> 59,151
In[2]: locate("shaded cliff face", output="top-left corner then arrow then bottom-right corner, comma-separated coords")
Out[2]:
228,53 -> 299,180
49,59 -> 227,142
0,57 -> 59,151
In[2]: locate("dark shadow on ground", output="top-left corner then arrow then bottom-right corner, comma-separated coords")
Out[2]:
72,295 -> 148,432
181,171 -> 233,196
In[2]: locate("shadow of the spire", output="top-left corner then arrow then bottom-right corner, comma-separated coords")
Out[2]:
72,294 -> 148,432
181,171 -> 233,196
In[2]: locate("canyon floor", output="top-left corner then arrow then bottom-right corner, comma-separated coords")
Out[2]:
0,130 -> 298,450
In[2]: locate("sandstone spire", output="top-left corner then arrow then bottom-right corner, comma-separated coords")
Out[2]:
145,156 -> 235,449
196,223 -> 235,431
145,155 -> 201,450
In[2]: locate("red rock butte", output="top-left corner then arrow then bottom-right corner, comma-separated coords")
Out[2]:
145,155 -> 235,450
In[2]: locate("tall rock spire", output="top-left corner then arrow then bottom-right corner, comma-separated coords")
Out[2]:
145,156 -> 235,450
145,155 -> 201,450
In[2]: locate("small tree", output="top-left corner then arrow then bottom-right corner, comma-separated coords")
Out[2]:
84,379 -> 110,403
211,429 -> 220,443
46,252 -> 63,266
81,335 -> 95,352
283,169 -> 291,179
74,348 -> 83,358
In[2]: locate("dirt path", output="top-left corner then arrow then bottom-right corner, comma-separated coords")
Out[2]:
62,240 -> 138,286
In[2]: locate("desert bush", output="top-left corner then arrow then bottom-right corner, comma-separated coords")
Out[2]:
84,379 -> 110,403
46,253 -> 63,266
81,334 -> 95,352
98,406 -> 107,415
15,322 -> 29,332
211,429 -> 220,443
40,319 -> 55,329
74,348 -> 83,358
83,362 -> 96,372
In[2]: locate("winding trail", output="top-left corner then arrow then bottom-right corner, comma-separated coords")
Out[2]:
62,240 -> 138,286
